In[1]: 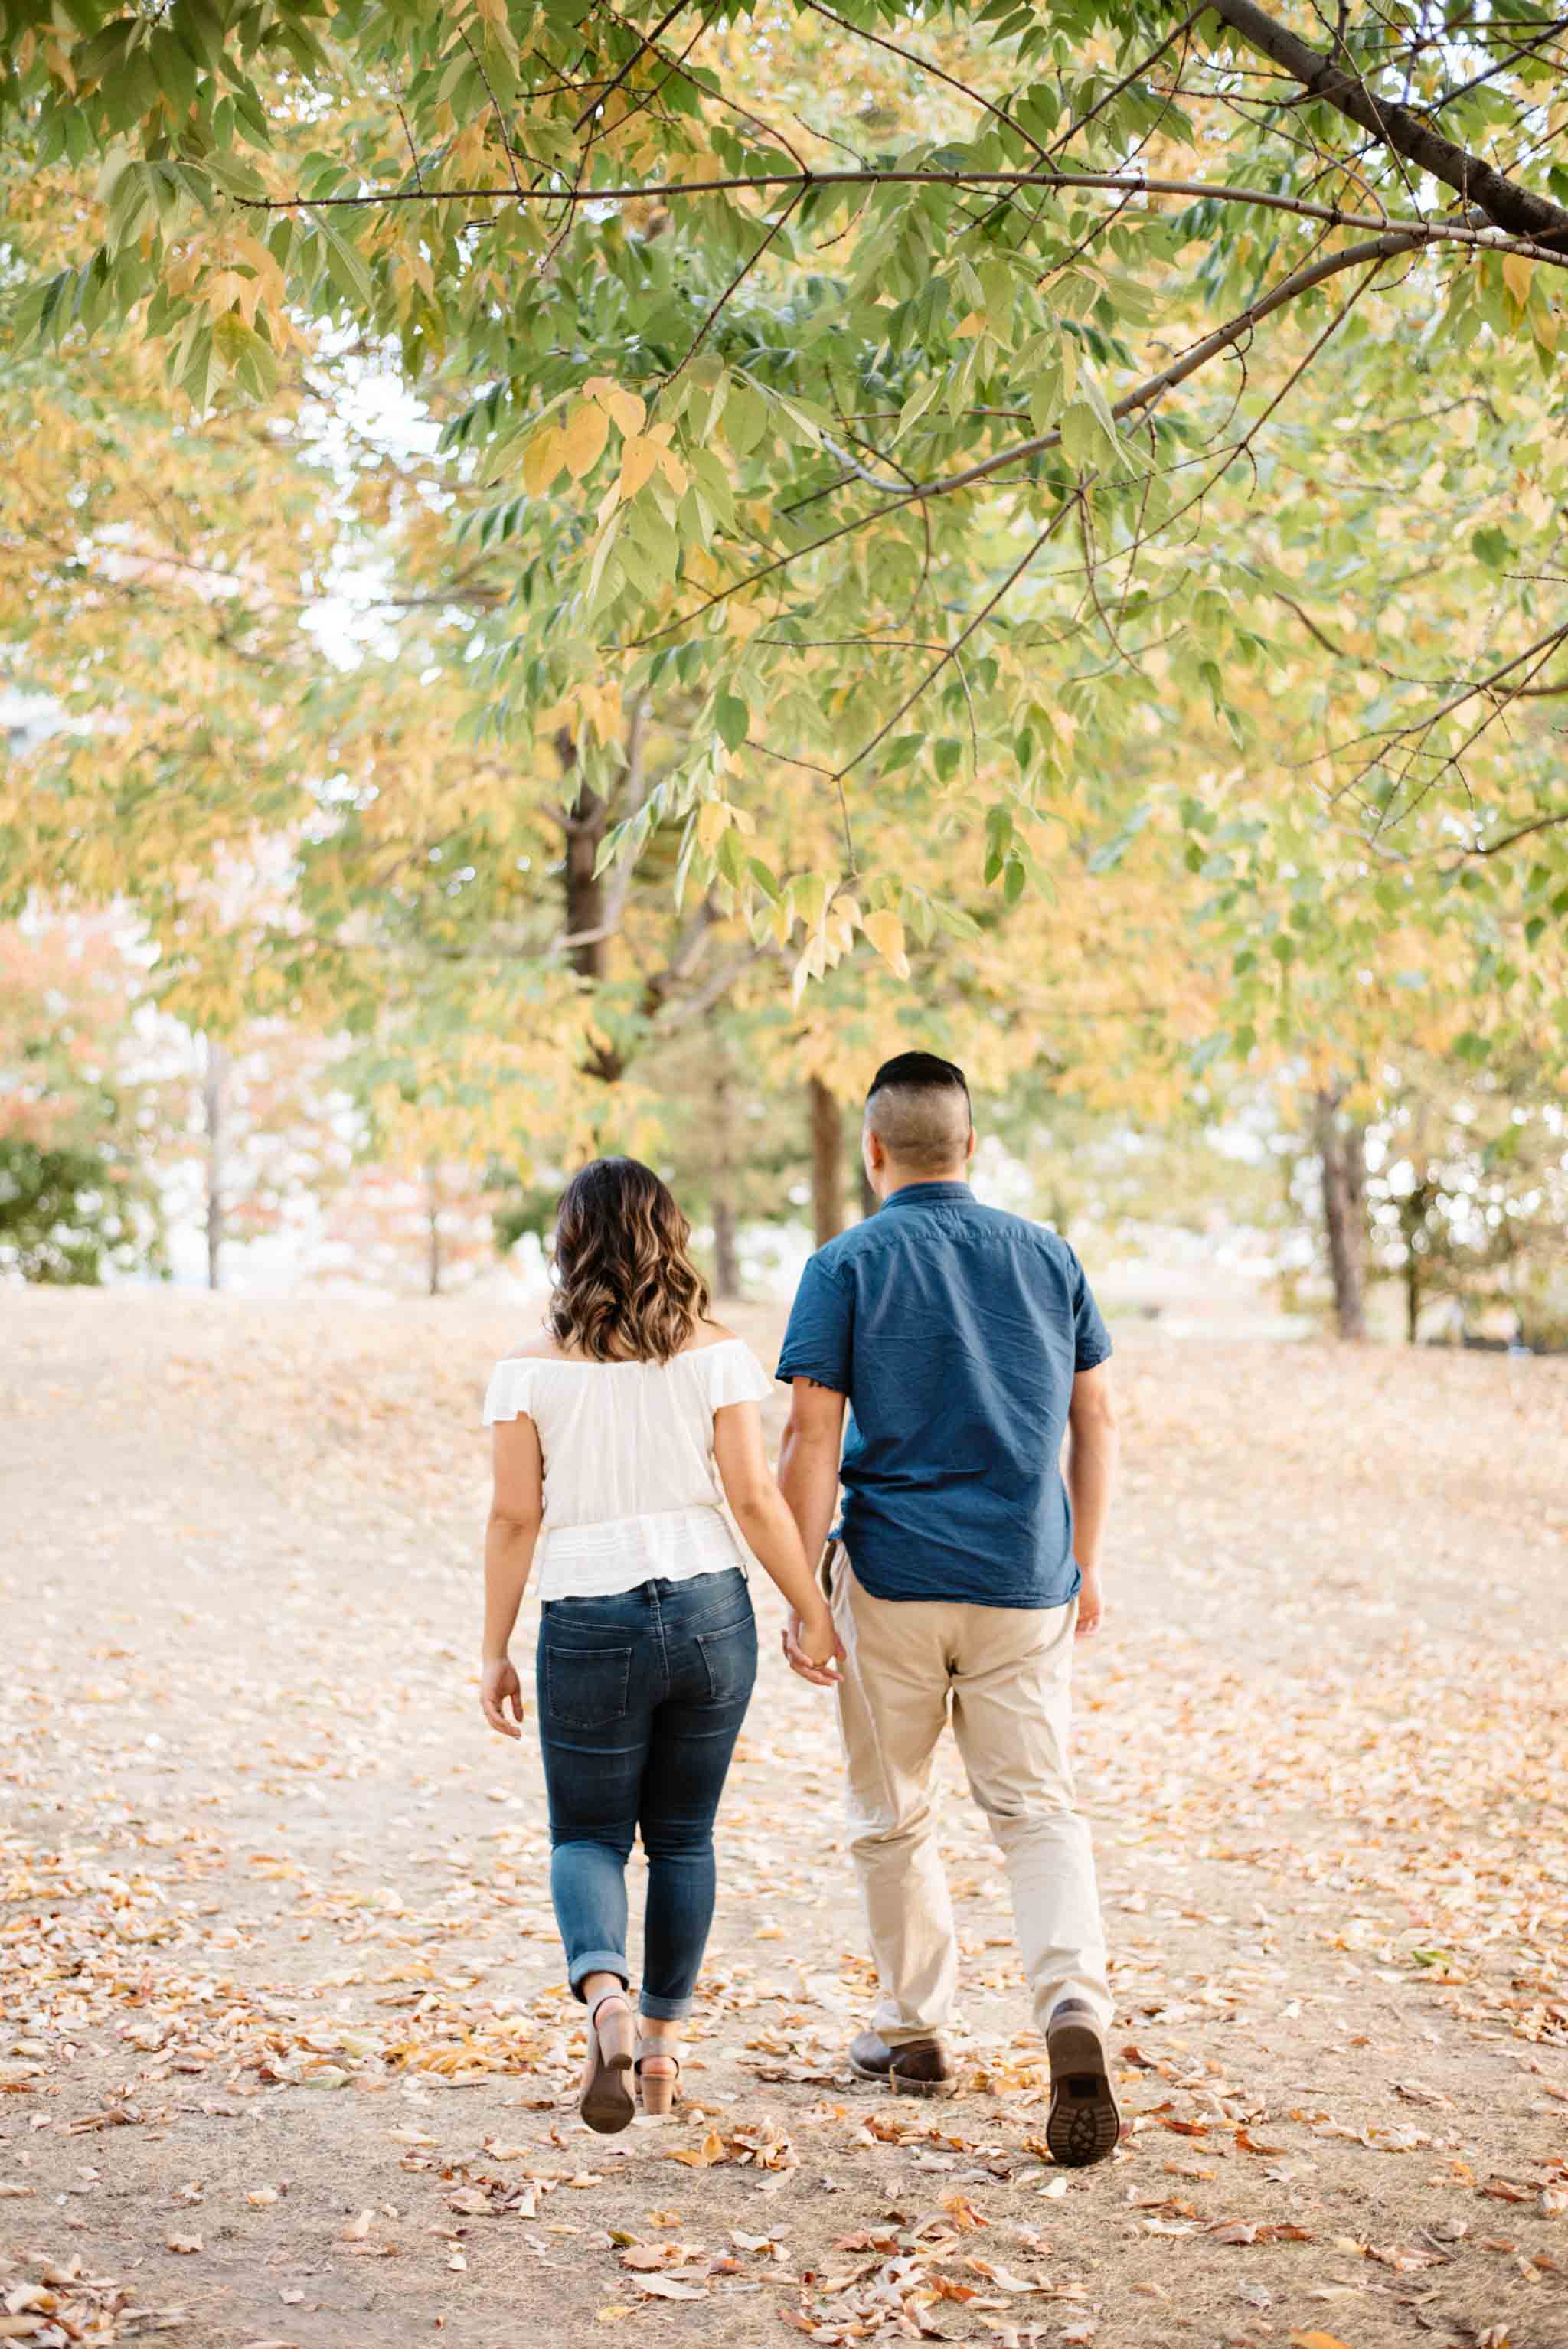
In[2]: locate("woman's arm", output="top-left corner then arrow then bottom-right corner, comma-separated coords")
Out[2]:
712,1401 -> 840,1672
481,1414 -> 544,1736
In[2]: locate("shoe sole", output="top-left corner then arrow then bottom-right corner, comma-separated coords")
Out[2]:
1045,2020 -> 1120,2168
848,2050 -> 958,2097
581,2050 -> 635,2134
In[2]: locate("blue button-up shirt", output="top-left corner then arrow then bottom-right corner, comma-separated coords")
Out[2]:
775,1181 -> 1112,1609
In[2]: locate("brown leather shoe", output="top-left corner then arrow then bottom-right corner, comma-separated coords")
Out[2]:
848,2030 -> 958,2099
1044,1998 -> 1120,2168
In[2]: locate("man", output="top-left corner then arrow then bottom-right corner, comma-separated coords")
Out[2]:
775,1051 -> 1120,2167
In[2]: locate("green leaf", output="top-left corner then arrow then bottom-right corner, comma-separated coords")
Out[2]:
877,733 -> 924,775
723,382 -> 767,456
1059,400 -> 1099,470
715,692 -> 749,752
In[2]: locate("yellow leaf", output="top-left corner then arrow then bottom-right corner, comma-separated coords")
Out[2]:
606,387 -> 646,438
863,907 -> 910,978
1289,2335 -> 1357,2349
1502,249 -> 1533,309
697,800 -> 732,853
523,428 -> 564,495
955,311 -> 987,338
582,681 -> 623,744
562,401 -> 610,479
658,448 -> 689,495
619,435 -> 660,499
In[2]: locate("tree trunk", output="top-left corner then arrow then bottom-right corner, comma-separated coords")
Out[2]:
202,1037 -> 227,1292
1312,1087 -> 1367,1341
425,1161 -> 443,1299
1399,1178 -> 1433,1346
559,727 -> 623,1082
710,1063 -> 741,1299
712,1193 -> 740,1299
809,1076 -> 845,1247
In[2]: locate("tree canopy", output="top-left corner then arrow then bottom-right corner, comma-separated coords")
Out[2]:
2,0 -> 1566,1312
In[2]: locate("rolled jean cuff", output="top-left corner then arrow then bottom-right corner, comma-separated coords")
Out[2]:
568,1949 -> 629,2001
639,1990 -> 694,2022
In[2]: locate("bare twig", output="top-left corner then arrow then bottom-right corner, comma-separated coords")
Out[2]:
572,0 -> 689,134
835,492 -> 1083,786
661,188 -> 804,391
459,26 -> 525,201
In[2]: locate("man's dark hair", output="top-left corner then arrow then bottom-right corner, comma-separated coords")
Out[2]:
866,1050 -> 969,1103
864,1053 -> 972,1174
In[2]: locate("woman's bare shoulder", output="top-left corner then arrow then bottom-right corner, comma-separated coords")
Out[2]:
503,1331 -> 567,1362
684,1318 -> 743,1352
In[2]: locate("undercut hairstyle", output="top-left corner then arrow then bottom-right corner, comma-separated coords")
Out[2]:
864,1050 -> 973,1176
549,1156 -> 710,1363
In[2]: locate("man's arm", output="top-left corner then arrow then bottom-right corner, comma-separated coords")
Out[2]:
776,1377 -> 848,1684
1066,1361 -> 1119,1638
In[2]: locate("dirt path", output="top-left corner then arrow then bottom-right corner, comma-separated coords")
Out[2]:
2,1289 -> 1566,2349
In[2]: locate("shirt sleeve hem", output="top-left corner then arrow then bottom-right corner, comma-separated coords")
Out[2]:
774,1355 -> 849,1390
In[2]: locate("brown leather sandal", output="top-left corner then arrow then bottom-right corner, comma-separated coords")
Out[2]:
635,2042 -> 681,2117
579,1992 -> 635,2134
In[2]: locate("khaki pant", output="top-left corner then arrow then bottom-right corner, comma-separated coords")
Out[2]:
827,1544 -> 1112,2044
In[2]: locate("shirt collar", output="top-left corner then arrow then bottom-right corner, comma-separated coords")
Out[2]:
883,1181 -> 974,1210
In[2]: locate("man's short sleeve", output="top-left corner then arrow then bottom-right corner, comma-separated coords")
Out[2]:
775,1253 -> 853,1392
1068,1247 -> 1112,1372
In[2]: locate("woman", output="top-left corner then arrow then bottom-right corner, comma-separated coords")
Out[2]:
479,1157 -> 838,2134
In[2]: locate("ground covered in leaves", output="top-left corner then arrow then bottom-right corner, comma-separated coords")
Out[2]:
3,1289 -> 1566,2349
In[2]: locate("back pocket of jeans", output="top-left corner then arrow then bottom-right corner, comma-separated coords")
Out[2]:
697,1614 -> 757,1708
545,1645 -> 633,1730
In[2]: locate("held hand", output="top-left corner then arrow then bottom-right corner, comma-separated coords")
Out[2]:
480,1656 -> 525,1737
782,1602 -> 844,1687
1075,1567 -> 1107,1640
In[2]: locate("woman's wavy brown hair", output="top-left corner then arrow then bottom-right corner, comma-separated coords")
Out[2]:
548,1157 -> 711,1364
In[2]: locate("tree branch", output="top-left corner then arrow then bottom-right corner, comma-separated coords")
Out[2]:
635,227 -> 1427,648
1450,810 -> 1568,860
1204,0 -> 1568,248
235,165 -> 1568,263
572,0 -> 690,134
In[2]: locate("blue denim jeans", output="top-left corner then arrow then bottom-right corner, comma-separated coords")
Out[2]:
535,1567 -> 757,2021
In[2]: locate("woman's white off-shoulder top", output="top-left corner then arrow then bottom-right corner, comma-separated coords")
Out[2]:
482,1337 -> 775,1600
